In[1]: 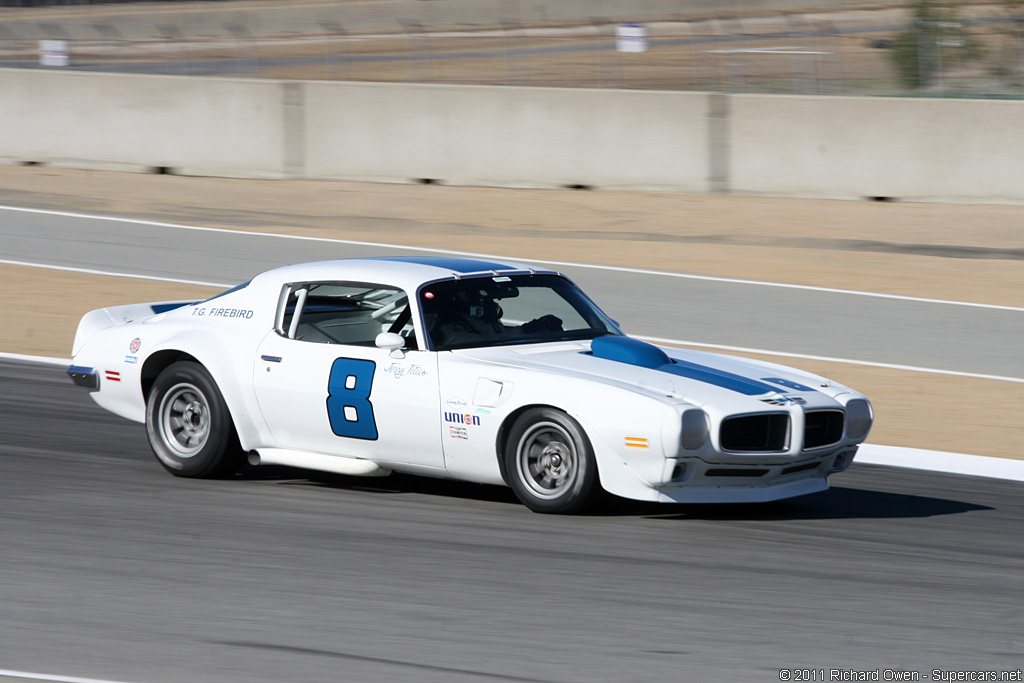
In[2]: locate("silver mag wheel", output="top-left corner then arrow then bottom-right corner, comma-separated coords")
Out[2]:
145,361 -> 245,478
505,407 -> 600,514
157,382 -> 210,458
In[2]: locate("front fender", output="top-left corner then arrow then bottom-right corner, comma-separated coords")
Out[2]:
494,376 -> 684,502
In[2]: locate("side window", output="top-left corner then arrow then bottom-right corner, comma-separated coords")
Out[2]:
277,281 -> 416,348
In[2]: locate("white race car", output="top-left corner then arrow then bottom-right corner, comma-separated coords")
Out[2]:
68,257 -> 872,513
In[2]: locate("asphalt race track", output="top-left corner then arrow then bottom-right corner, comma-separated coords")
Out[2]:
1,357 -> 1022,683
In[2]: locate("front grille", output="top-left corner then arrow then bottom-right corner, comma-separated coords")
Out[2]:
720,413 -> 790,452
804,410 -> 844,450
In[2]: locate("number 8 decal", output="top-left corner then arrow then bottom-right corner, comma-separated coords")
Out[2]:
327,358 -> 378,440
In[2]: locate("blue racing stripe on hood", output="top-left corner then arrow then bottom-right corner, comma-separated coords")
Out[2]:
373,256 -> 517,273
663,358 -> 780,396
589,336 -> 778,396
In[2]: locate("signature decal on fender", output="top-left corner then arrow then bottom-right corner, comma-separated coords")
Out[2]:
383,363 -> 428,379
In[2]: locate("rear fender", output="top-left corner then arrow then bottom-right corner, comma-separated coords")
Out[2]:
72,300 -> 198,357
142,330 -> 270,451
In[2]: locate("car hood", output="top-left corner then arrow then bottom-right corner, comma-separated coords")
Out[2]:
451,336 -> 844,410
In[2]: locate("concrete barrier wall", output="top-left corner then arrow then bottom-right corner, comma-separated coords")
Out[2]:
0,69 -> 287,177
729,95 -> 1024,201
304,82 -> 710,191
3,67 -> 1024,202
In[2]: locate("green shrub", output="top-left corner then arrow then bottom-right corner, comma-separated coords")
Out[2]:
888,1 -> 983,89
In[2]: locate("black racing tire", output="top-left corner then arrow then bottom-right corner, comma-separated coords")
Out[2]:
145,361 -> 245,479
504,407 -> 600,514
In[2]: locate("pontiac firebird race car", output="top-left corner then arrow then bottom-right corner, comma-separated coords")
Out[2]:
67,256 -> 873,514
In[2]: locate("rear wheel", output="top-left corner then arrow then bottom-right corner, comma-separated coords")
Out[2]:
146,361 -> 244,478
505,408 -> 600,514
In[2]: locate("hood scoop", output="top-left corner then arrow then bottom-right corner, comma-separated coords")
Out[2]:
591,335 -> 671,368
588,336 -> 777,397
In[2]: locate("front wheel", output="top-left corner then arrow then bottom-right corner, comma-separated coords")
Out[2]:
146,361 -> 244,478
504,408 -> 600,514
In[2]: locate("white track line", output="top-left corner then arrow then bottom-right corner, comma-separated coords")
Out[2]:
3,352 -> 1022,481
3,204 -> 1023,313
0,669 -> 139,683
2,352 -> 70,366
857,445 -> 1024,482
0,259 -> 228,288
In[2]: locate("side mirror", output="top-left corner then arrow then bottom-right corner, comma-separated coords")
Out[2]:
375,332 -> 406,359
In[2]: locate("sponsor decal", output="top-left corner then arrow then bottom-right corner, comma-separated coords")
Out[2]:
449,426 -> 469,440
124,355 -> 138,364
445,397 -> 468,409
382,363 -> 428,379
191,307 -> 254,319
105,370 -> 121,383
444,411 -> 481,427
475,407 -> 492,415
762,396 -> 807,406
129,338 -> 141,353
625,437 -> 649,449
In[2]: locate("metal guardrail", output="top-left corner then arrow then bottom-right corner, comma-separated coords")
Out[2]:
2,5 -> 1024,96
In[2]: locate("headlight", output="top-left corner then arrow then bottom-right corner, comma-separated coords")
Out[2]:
845,399 -> 873,440
681,409 -> 709,450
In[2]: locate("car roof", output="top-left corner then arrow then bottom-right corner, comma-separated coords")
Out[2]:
250,256 -> 559,291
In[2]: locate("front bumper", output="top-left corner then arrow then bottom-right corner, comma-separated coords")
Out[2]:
655,475 -> 830,504
650,445 -> 859,503
67,365 -> 99,390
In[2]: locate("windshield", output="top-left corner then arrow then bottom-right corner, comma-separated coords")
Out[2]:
420,273 -> 622,351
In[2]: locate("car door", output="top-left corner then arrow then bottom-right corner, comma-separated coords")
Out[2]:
252,280 -> 443,471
